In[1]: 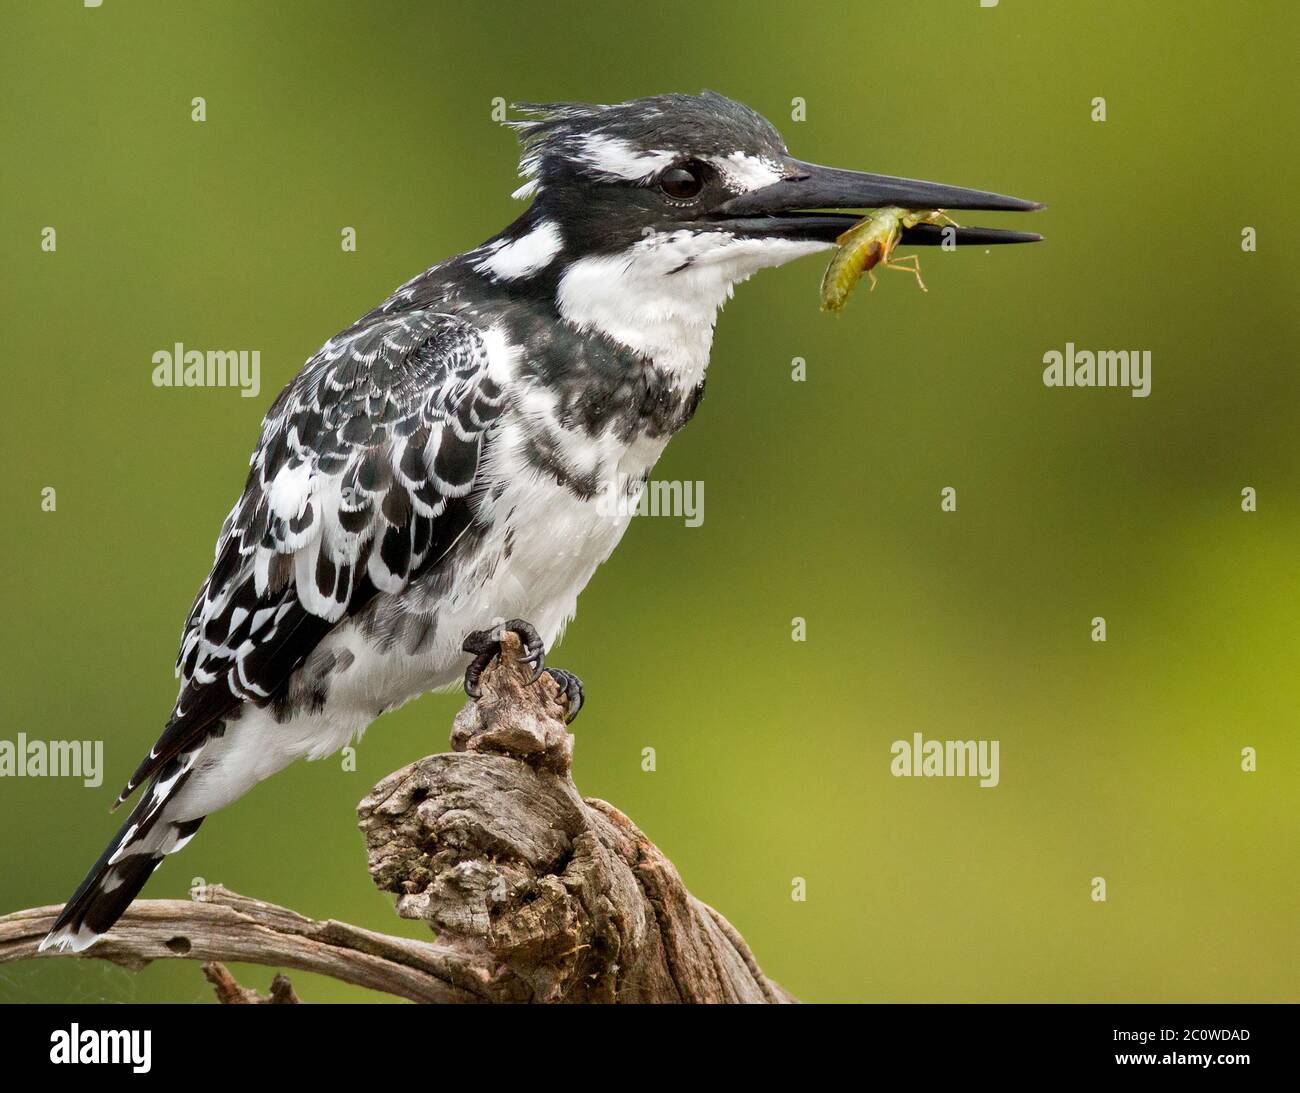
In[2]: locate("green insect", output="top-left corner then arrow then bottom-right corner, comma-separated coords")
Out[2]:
819,206 -> 958,312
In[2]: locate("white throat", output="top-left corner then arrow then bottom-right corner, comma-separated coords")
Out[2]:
556,232 -> 829,389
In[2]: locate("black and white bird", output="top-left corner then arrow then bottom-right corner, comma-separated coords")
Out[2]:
42,91 -> 1040,951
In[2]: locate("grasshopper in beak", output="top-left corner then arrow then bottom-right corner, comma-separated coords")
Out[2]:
819,207 -> 959,312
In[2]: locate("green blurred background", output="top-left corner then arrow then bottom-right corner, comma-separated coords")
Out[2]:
2,0 -> 1297,1003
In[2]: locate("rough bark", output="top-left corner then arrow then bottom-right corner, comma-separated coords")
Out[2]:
361,633 -> 792,1002
202,961 -> 301,1004
0,634 -> 792,1003
0,887 -> 494,1003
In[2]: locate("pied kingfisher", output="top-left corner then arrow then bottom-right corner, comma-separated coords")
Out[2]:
43,91 -> 1041,952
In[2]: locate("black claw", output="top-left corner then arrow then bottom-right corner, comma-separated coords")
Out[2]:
461,628 -> 498,656
463,651 -> 494,699
543,668 -> 585,724
462,618 -> 547,697
502,618 -> 546,682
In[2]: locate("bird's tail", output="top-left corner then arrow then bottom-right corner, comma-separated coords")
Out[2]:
39,750 -> 205,953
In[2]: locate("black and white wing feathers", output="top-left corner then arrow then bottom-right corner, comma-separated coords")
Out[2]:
116,308 -> 508,804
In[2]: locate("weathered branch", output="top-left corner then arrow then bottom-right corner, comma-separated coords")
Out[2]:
0,634 -> 792,1003
0,887 -> 498,1003
361,634 -> 792,1002
202,961 -> 300,1004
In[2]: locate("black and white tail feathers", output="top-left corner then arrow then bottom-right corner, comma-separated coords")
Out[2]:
42,293 -> 507,951
40,749 -> 205,953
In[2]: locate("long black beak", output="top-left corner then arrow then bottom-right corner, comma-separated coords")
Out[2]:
710,158 -> 1043,246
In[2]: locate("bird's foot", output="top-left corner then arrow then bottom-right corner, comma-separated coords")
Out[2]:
542,667 -> 585,724
461,620 -> 585,725
453,622 -> 582,768
462,618 -> 545,699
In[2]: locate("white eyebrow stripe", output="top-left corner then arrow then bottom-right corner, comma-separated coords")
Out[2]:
703,151 -> 784,191
574,135 -> 677,181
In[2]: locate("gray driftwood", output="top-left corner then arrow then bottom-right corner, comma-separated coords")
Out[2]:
0,634 -> 792,1003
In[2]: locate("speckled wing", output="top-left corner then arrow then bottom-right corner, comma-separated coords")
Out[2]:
116,309 -> 508,804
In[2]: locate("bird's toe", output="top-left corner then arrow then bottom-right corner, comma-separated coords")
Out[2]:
543,667 -> 585,724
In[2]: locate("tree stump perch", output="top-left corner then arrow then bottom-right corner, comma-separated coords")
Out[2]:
0,634 -> 792,1004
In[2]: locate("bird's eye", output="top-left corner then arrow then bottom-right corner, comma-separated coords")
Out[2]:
658,163 -> 705,201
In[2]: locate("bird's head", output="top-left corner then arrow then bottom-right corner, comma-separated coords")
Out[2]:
474,92 -> 1041,372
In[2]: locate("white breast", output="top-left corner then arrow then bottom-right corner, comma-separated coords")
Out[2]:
303,393 -> 661,710
459,405 -> 667,639
556,231 -> 830,390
